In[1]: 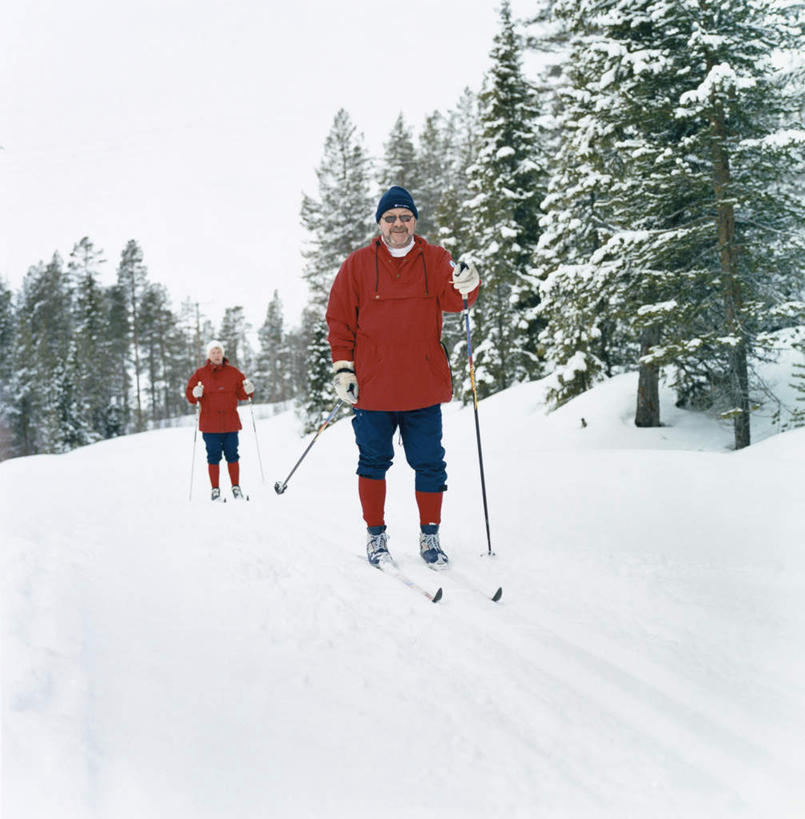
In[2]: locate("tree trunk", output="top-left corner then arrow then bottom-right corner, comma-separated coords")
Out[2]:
635,324 -> 660,427
710,95 -> 750,449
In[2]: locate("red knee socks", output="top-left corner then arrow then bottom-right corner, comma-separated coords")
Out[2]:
416,490 -> 443,529
359,477 -> 386,528
359,480 -> 443,531
209,462 -> 239,488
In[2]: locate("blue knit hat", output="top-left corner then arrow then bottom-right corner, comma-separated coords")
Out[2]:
375,186 -> 418,223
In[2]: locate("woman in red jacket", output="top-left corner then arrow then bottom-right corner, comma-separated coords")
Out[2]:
326,186 -> 480,567
186,340 -> 254,501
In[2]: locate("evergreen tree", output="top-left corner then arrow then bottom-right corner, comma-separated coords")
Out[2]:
543,0 -> 805,447
6,256 -> 73,454
139,283 -> 185,423
462,1 -> 547,398
256,290 -> 290,403
430,90 -> 483,376
219,306 -> 252,371
116,240 -> 149,432
299,108 -> 374,430
435,88 -> 482,257
69,238 -> 109,440
6,289 -> 38,455
44,341 -> 92,452
377,113 -> 423,215
105,282 -> 131,436
415,111 -> 451,241
0,279 -> 14,458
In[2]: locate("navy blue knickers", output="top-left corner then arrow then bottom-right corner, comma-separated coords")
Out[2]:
351,405 -> 447,493
202,431 -> 240,464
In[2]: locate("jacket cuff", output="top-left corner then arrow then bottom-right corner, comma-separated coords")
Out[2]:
333,360 -> 355,374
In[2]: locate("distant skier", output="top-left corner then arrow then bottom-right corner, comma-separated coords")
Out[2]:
186,340 -> 255,501
326,185 -> 480,567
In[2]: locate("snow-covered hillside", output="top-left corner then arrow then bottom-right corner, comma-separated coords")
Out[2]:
3,373 -> 804,818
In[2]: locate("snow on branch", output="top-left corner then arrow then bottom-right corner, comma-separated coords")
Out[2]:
676,63 -> 756,114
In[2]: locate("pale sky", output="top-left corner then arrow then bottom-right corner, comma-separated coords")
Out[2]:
1,0 -> 528,332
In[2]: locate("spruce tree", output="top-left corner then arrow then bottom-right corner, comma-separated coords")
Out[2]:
378,113 -> 420,191
543,0 -> 805,446
105,282 -> 131,436
139,283 -> 185,424
415,111 -> 451,241
219,306 -> 252,372
116,240 -> 149,432
6,289 -> 38,455
6,256 -> 73,454
299,108 -> 373,430
435,88 -> 481,258
462,0 -> 547,398
256,290 -> 290,403
69,238 -> 109,440
45,341 -> 91,452
0,279 -> 14,458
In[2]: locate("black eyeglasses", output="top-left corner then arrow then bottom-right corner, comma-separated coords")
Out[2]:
382,214 -> 414,224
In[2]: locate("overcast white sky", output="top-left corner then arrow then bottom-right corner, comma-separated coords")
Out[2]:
1,0 -> 531,331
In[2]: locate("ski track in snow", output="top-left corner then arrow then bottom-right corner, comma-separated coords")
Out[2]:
3,374 -> 805,818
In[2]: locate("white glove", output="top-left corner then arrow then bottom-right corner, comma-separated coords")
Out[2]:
451,261 -> 480,296
243,378 -> 255,395
333,361 -> 358,404
192,382 -> 204,398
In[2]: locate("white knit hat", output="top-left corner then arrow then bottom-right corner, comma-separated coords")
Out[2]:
206,339 -> 224,358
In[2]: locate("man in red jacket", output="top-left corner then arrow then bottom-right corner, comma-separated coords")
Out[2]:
326,186 -> 480,567
186,340 -> 255,501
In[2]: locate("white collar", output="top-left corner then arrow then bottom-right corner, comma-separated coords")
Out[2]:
383,237 -> 415,258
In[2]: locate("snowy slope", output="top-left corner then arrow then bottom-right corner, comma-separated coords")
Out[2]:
3,374 -> 805,818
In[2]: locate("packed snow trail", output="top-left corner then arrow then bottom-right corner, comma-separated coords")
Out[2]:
3,376 -> 805,818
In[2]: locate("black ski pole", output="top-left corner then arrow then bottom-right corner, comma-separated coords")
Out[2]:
462,292 -> 494,556
274,401 -> 343,495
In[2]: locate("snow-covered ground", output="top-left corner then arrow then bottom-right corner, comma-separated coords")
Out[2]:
3,371 -> 804,818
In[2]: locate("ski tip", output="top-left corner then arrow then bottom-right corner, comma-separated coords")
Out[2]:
491,587 -> 503,603
432,587 -> 443,603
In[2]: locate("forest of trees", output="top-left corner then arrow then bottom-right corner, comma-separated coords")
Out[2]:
1,0 -> 803,458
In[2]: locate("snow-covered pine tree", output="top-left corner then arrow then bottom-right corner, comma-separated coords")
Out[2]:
299,108 -> 373,431
0,279 -> 15,456
255,290 -> 291,403
526,0 -> 632,408
6,255 -> 73,454
116,240 -> 149,432
544,0 -> 805,447
462,0 -> 547,399
435,88 -> 481,257
43,340 -> 91,452
5,286 -> 38,455
104,282 -> 131,436
532,19 -> 633,409
138,282 -> 189,423
378,113 -> 421,196
415,111 -> 452,242
69,238 -> 109,441
218,306 -> 252,373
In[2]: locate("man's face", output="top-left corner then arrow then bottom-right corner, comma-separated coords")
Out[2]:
378,208 -> 416,249
209,347 -> 224,365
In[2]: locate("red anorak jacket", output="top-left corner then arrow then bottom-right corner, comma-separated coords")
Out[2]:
185,358 -> 248,433
326,235 -> 480,411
